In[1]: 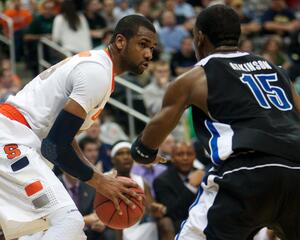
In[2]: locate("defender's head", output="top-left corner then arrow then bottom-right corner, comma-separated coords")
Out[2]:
193,5 -> 241,60
110,15 -> 157,75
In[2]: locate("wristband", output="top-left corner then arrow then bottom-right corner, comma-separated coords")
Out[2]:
131,136 -> 158,164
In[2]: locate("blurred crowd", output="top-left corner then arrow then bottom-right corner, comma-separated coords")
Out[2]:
0,0 -> 299,239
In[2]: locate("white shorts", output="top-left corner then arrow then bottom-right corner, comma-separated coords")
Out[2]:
0,114 -> 75,239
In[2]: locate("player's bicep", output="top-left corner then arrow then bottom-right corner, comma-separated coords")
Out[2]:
64,98 -> 87,120
68,62 -> 111,114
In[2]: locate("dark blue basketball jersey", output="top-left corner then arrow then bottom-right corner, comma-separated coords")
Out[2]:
192,52 -> 300,165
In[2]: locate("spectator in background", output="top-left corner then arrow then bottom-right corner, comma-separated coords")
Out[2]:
25,0 -> 57,39
170,36 -> 197,76
175,0 -> 195,24
159,10 -> 190,54
261,0 -> 300,36
101,0 -> 117,29
0,58 -> 21,88
230,0 -> 261,37
154,141 -> 205,233
239,37 -> 254,52
2,0 -> 32,61
79,136 -> 102,172
113,0 -> 134,22
143,60 -> 171,117
94,29 -> 113,49
0,59 -> 21,102
165,0 -> 176,13
159,134 -> 175,163
110,141 -> 167,240
84,0 -> 108,48
242,0 -> 271,21
261,35 -> 291,70
84,118 -> 113,172
52,0 -> 92,53
24,0 -> 57,75
148,0 -> 164,21
134,0 -> 152,20
131,163 -> 167,198
289,28 -> 300,82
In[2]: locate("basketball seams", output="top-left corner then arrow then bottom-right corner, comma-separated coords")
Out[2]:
107,200 -> 120,226
94,199 -> 112,209
126,199 -> 130,227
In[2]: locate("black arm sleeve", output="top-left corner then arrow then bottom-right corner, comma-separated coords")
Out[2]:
41,110 -> 94,181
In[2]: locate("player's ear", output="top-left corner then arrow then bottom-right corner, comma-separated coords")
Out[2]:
197,30 -> 205,48
115,34 -> 127,51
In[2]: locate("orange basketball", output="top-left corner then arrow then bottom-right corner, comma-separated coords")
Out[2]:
94,176 -> 145,229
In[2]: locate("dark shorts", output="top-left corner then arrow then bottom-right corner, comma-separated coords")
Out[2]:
176,152 -> 300,240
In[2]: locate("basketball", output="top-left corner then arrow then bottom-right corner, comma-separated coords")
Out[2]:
94,176 -> 145,229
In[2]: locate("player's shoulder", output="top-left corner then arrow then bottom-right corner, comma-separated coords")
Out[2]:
173,64 -> 206,90
69,50 -> 109,71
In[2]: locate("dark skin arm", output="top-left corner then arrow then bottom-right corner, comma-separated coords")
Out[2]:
64,99 -> 139,214
141,66 -> 208,150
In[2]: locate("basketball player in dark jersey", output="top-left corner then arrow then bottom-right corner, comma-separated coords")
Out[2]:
131,4 -> 300,240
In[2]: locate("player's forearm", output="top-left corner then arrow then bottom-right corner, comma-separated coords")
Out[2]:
41,110 -> 94,181
141,106 -> 183,149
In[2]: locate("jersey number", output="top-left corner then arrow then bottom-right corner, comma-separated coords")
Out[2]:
240,73 -> 292,111
4,144 -> 21,159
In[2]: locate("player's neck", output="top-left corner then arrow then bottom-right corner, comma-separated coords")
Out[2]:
107,44 -> 123,76
211,46 -> 239,54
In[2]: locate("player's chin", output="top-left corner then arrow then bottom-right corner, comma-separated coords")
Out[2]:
138,63 -> 149,74
129,64 -> 148,75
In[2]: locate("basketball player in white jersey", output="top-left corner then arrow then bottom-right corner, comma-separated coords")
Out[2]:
0,15 -> 157,240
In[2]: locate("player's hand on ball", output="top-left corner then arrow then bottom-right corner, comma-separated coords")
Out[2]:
88,170 -> 141,215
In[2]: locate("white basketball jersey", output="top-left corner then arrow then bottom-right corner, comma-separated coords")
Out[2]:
6,50 -> 114,139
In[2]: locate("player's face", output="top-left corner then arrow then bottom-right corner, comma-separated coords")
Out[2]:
121,26 -> 157,75
113,148 -> 133,174
172,143 -> 195,175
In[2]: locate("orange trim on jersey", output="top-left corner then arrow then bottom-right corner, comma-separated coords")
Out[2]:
104,48 -> 115,93
79,51 -> 92,57
25,181 -> 43,197
91,108 -> 103,121
0,103 -> 31,129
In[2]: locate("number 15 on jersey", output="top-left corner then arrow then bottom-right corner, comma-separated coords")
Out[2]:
240,73 -> 292,111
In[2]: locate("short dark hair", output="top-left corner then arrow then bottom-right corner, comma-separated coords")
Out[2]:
195,5 -> 241,47
78,136 -> 98,151
110,14 -> 156,43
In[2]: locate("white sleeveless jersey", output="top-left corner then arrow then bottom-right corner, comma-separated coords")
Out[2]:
6,50 -> 114,140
